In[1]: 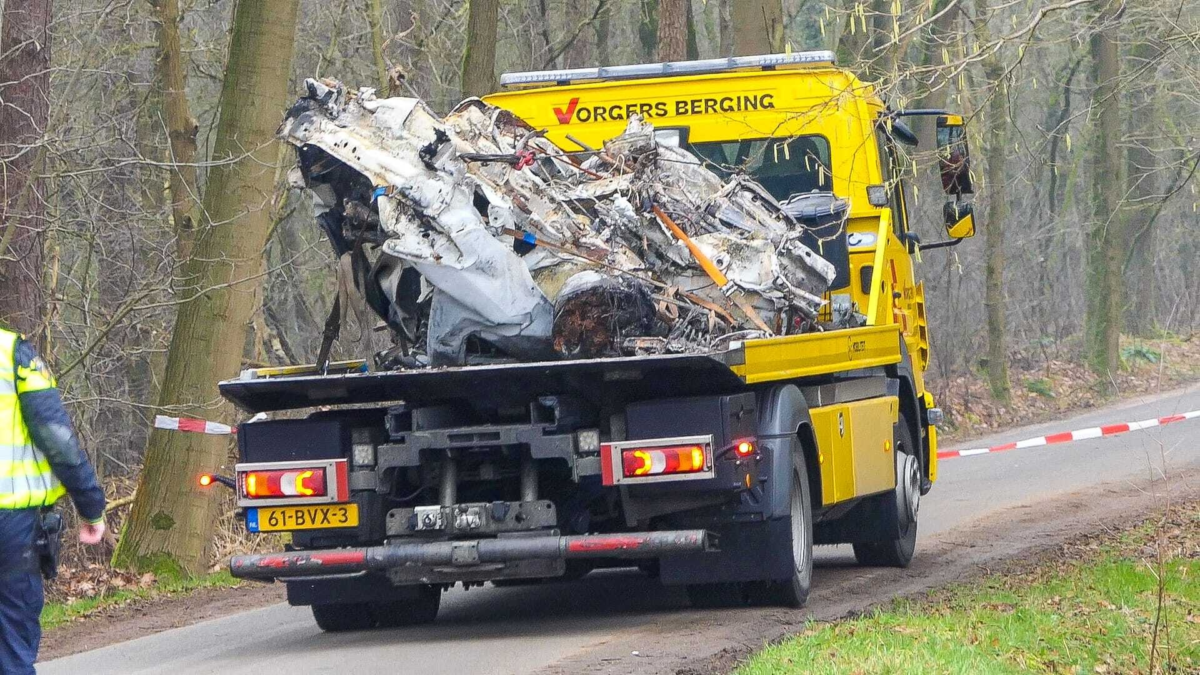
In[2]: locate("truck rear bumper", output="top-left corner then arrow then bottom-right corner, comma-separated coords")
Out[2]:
229,529 -> 709,581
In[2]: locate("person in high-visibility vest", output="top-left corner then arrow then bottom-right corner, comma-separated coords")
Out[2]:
0,326 -> 105,674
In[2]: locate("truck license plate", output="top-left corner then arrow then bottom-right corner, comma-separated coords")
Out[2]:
246,503 -> 359,532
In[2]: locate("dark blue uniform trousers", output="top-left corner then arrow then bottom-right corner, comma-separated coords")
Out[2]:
0,509 -> 42,675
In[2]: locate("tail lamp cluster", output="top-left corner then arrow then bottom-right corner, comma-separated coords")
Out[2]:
243,468 -> 327,498
601,435 -> 758,486
231,459 -> 349,507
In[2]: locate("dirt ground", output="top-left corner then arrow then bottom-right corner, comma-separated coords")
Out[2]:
542,470 -> 1200,675
41,469 -> 1200,668
40,581 -> 283,660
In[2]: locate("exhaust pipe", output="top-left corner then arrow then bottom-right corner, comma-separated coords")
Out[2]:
230,529 -> 709,581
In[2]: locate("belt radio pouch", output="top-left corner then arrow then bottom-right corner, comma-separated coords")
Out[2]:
35,509 -> 64,580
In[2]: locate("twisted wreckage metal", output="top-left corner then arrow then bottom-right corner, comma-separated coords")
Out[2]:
280,79 -> 840,368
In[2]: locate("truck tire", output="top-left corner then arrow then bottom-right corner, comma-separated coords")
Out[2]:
748,458 -> 813,607
685,582 -> 746,608
311,585 -> 441,631
688,454 -> 814,609
852,412 -> 919,568
372,584 -> 441,628
311,602 -> 375,632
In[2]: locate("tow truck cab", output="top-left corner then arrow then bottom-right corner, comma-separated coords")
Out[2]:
220,51 -> 976,631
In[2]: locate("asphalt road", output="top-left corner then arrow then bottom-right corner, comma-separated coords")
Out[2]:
42,384 -> 1200,675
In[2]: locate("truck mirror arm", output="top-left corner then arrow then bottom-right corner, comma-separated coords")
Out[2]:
918,237 -> 965,251
890,108 -> 949,118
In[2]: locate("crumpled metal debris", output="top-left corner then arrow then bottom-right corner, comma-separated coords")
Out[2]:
280,78 -> 838,367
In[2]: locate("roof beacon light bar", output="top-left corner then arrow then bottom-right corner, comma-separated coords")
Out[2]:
500,51 -> 837,88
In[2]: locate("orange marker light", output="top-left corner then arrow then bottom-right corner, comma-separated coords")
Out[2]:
295,470 -> 315,496
629,450 -> 652,476
199,474 -> 213,487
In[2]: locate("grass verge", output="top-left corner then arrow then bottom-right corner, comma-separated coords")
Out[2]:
739,501 -> 1199,675
41,570 -> 242,631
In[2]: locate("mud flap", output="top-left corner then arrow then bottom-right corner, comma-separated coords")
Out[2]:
660,518 -> 792,585
287,573 -> 420,607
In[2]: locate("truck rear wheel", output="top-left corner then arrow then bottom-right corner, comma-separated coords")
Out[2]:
687,455 -> 814,609
372,584 -> 441,628
749,459 -> 813,607
311,585 -> 441,631
852,413 -> 919,568
311,602 -> 375,632
685,581 -> 747,608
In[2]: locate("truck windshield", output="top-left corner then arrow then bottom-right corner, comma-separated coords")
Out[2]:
688,136 -> 832,201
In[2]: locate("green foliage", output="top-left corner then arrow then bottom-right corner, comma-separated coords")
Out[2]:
1024,378 -> 1056,398
41,571 -> 239,630
737,519 -> 1198,675
1121,343 -> 1161,365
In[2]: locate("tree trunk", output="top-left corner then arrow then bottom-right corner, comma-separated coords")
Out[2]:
657,0 -> 687,61
113,0 -> 302,576
365,0 -> 389,93
0,0 -> 52,340
461,0 -> 499,98
151,0 -> 201,262
638,0 -> 658,61
983,66 -> 1011,401
1084,0 -> 1124,378
685,0 -> 700,60
1124,41 -> 1160,337
834,0 -> 869,67
594,1 -> 612,65
718,0 -> 733,57
973,0 -> 1010,401
731,0 -> 783,56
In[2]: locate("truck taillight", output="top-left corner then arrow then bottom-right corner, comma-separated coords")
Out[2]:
622,444 -> 707,478
234,459 -> 348,507
601,435 -> 715,485
241,468 -> 327,499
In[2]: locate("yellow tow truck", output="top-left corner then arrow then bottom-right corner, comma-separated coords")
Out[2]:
221,51 -> 978,630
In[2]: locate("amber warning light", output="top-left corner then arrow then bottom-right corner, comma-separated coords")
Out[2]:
197,473 -> 235,490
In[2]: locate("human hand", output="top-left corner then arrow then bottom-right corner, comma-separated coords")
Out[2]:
79,519 -> 106,545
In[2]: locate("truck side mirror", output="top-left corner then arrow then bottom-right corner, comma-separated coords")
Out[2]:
943,201 -> 975,239
936,115 -> 973,196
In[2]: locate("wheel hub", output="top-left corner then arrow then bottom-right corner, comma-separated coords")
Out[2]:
898,453 -> 920,525
790,482 -> 807,573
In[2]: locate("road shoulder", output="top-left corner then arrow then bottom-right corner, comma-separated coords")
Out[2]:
39,580 -> 283,661
538,468 -> 1200,675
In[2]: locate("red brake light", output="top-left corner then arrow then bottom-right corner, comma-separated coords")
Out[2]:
621,444 -> 708,478
241,468 -> 327,499
735,440 -> 755,457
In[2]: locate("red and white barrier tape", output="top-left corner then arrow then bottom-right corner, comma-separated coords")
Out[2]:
938,409 -> 1200,460
153,407 -> 1200,461
154,415 -> 236,436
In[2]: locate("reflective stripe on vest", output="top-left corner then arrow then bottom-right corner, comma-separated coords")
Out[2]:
0,329 -> 65,509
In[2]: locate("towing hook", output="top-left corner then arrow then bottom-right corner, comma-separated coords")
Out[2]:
199,473 -> 236,491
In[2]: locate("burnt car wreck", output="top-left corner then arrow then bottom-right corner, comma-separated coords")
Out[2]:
280,78 -> 845,368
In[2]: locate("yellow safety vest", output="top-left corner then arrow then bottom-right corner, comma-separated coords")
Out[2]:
0,328 -> 66,509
